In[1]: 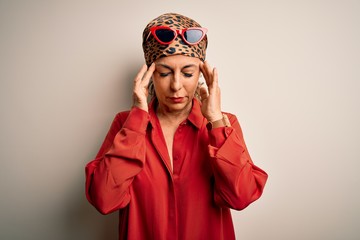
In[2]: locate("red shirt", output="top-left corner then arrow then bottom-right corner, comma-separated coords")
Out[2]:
85,99 -> 268,240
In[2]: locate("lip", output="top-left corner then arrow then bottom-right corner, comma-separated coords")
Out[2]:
168,97 -> 185,103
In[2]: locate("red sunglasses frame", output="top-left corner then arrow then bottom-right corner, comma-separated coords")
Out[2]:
146,26 -> 208,45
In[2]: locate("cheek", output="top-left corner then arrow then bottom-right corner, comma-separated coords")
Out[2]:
152,78 -> 169,95
184,78 -> 199,93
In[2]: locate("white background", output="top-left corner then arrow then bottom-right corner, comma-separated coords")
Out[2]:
1,0 -> 359,239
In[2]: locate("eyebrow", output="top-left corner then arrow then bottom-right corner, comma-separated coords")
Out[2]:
155,63 -> 197,71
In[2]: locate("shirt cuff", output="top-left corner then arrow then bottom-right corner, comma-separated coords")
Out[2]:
122,107 -> 150,134
208,126 -> 234,148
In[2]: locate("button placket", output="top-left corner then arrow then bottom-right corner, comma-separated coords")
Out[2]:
225,128 -> 232,136
172,124 -> 185,174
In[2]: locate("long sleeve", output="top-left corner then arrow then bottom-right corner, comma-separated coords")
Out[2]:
208,113 -> 268,210
85,107 -> 150,214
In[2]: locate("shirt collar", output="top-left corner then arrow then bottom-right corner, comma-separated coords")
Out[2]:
148,98 -> 204,129
187,98 -> 204,129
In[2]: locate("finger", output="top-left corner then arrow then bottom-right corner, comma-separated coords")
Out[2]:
134,65 -> 148,93
206,62 -> 215,85
207,68 -> 220,96
141,63 -> 155,87
202,61 -> 214,87
212,67 -> 218,87
199,86 -> 209,101
134,64 -> 148,84
199,62 -> 210,86
199,61 -> 206,77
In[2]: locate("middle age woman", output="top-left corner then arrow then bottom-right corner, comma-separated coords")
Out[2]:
86,12 -> 268,240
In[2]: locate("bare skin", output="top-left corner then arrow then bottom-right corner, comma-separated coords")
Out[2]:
132,55 -> 223,170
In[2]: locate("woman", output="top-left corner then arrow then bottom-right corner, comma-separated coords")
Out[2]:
85,13 -> 268,240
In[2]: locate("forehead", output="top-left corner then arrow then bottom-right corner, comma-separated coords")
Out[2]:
155,55 -> 201,67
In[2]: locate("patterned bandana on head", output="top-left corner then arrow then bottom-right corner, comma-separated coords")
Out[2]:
142,13 -> 208,66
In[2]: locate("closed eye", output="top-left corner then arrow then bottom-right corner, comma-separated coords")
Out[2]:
159,72 -> 171,77
183,73 -> 193,78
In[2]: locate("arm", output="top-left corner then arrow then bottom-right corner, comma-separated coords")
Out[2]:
85,108 -> 149,214
199,61 -> 267,210
208,113 -> 268,210
85,63 -> 155,214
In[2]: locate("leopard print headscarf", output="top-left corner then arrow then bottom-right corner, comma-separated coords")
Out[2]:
142,13 -> 208,66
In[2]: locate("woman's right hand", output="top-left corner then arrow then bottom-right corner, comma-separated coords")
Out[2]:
132,63 -> 155,112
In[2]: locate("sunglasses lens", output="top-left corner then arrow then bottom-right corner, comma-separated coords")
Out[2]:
183,29 -> 204,43
155,29 -> 176,43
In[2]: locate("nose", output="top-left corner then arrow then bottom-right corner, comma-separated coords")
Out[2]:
170,72 -> 183,92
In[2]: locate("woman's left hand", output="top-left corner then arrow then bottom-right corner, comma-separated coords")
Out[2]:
199,61 -> 223,122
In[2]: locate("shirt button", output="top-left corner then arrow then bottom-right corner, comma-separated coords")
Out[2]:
173,155 -> 179,161
226,129 -> 232,135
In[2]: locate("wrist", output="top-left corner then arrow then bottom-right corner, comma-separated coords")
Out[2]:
206,112 -> 223,122
133,103 -> 148,112
206,113 -> 231,130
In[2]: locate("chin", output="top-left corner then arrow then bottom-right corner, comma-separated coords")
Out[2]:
165,99 -> 192,112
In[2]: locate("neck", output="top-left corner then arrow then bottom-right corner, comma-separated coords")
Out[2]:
156,102 -> 192,125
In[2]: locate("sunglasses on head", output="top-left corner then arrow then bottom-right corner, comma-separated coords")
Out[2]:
146,26 -> 207,45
